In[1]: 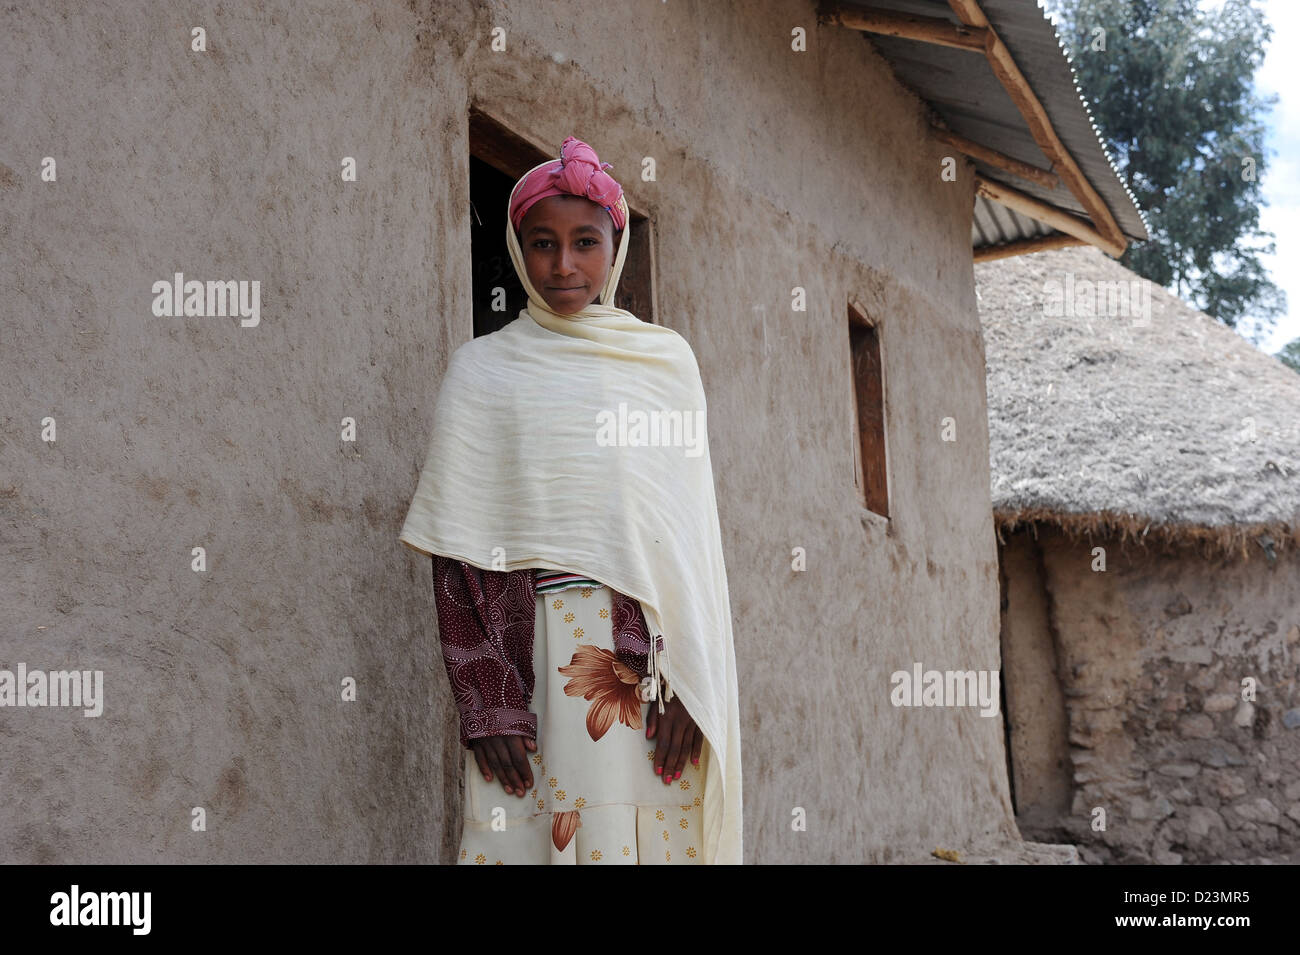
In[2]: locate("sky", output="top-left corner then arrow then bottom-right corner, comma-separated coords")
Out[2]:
1045,0 -> 1298,354
1251,0 -> 1299,353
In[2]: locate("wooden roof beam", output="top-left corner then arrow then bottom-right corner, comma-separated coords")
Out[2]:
931,126 -> 1060,189
819,2 -> 1132,258
975,174 -> 1124,257
820,5 -> 988,52
973,233 -> 1086,263
947,0 -> 1128,254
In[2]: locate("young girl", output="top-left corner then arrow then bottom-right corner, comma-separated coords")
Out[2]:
399,136 -> 742,864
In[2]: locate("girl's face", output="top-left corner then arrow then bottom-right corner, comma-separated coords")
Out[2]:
518,194 -> 621,314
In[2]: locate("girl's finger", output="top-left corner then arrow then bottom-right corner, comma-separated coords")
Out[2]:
690,725 -> 704,767
493,737 -> 528,797
660,718 -> 683,785
507,737 -> 535,792
472,741 -> 492,782
669,717 -> 691,779
645,701 -> 657,739
483,745 -> 507,794
653,723 -> 670,778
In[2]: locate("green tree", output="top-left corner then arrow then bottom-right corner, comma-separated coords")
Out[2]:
1045,0 -> 1286,338
1277,338 -> 1300,374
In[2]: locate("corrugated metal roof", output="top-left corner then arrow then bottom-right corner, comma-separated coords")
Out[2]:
833,0 -> 1149,253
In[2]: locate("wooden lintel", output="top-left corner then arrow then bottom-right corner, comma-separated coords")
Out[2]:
975,174 -> 1124,257
931,126 -> 1059,189
973,233 -> 1086,262
822,4 -> 987,52
947,0 -> 1128,253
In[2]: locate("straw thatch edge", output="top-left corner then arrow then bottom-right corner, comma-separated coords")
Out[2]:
994,507 -> 1300,563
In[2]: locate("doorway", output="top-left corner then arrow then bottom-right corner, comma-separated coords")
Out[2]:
468,108 -> 657,338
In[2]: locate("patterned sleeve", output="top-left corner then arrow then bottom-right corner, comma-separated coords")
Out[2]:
431,555 -> 539,749
610,589 -> 670,698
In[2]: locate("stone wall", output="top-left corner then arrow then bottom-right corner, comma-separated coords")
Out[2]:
1001,526 -> 1300,863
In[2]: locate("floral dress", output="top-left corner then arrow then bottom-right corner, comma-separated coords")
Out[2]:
456,575 -> 705,864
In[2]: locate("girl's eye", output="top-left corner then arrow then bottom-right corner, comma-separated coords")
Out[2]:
530,238 -> 598,249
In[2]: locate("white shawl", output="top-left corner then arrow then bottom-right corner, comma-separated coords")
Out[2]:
398,170 -> 743,864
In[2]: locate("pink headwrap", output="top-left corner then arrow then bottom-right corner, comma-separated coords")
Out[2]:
509,136 -> 627,235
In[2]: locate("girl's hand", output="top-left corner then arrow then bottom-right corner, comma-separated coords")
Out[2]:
471,734 -> 537,799
645,695 -> 703,785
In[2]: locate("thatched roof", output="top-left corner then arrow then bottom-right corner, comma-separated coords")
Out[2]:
975,244 -> 1300,560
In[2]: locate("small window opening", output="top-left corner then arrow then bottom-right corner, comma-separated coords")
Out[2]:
849,302 -> 889,517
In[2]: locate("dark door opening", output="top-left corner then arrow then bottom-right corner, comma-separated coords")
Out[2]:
470,154 -> 530,338
469,108 -> 657,339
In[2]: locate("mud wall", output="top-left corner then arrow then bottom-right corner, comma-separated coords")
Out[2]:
1003,527 -> 1300,863
1,0 -> 1015,862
